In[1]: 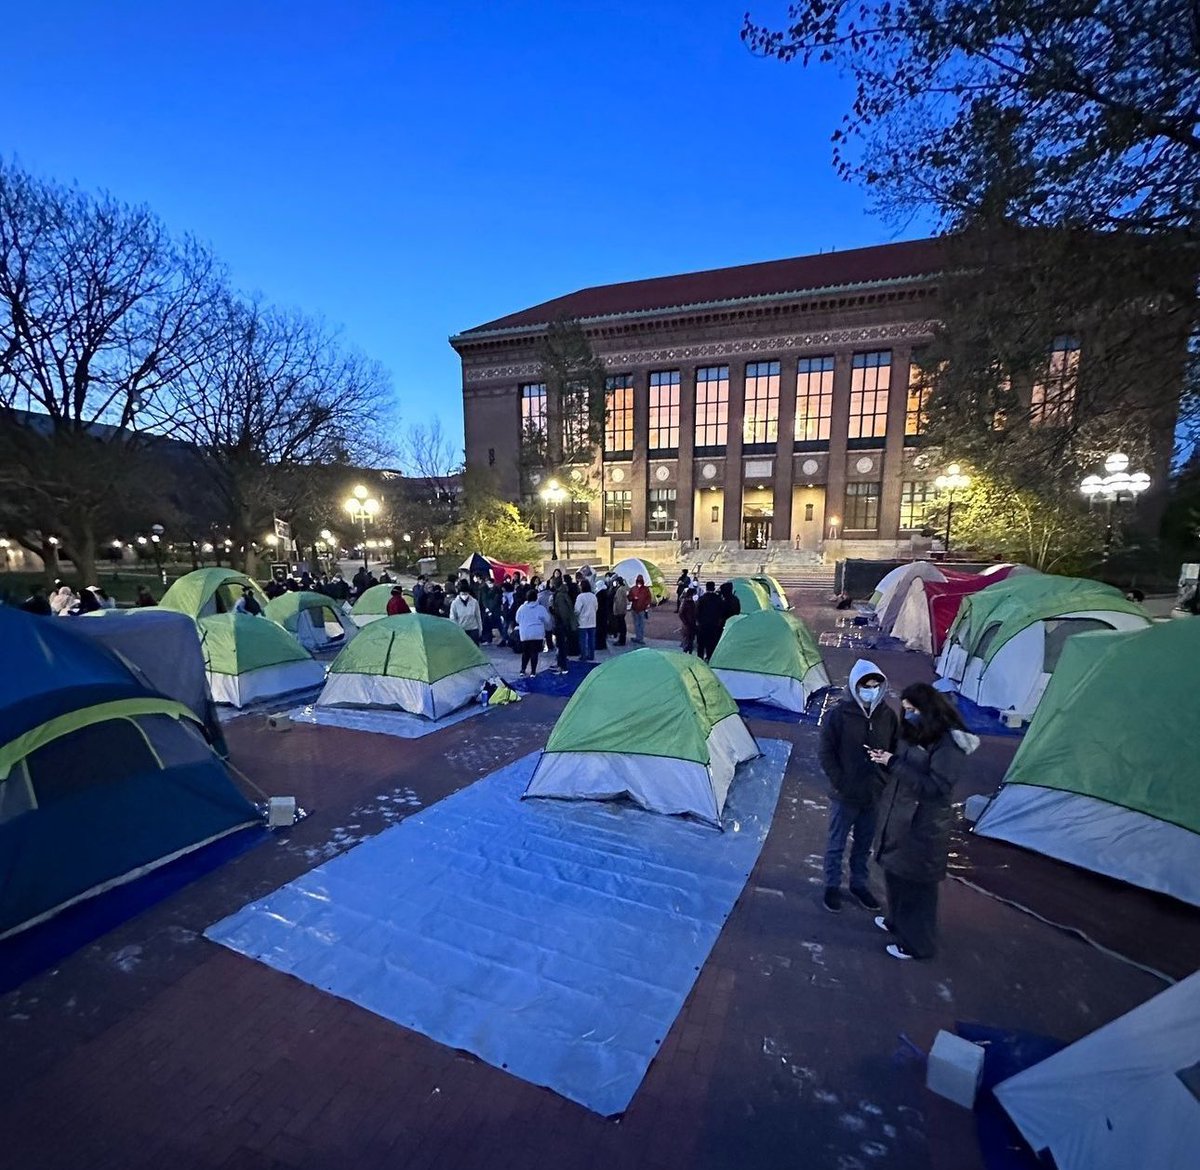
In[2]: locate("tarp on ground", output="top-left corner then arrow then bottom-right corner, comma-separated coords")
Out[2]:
730,577 -> 772,614
974,619 -> 1200,906
995,970 -> 1200,1170
524,649 -> 760,826
158,568 -> 268,619
710,610 -> 830,711
206,740 -> 791,1117
611,557 -> 667,602
197,614 -> 326,709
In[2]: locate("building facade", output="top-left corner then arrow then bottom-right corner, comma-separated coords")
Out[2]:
450,239 -> 1081,557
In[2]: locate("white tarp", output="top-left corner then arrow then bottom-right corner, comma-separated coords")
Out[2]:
206,740 -> 791,1116
288,701 -> 488,739
995,971 -> 1200,1170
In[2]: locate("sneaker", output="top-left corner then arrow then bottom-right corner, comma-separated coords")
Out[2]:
850,886 -> 882,911
874,916 -> 892,934
886,943 -> 913,961
822,887 -> 842,913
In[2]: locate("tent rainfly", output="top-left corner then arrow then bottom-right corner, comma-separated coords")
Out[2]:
198,614 -> 326,708
265,590 -> 357,652
158,568 -> 269,619
994,970 -> 1200,1170
869,561 -> 976,633
0,606 -> 259,939
710,610 -> 830,712
974,619 -> 1200,907
351,584 -> 415,626
935,574 -> 1150,717
749,574 -> 792,611
317,614 -> 494,719
730,577 -> 772,614
523,649 -> 760,827
891,570 -> 1017,655
611,557 -> 667,602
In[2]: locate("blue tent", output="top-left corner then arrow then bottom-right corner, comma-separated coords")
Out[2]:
0,607 -> 260,938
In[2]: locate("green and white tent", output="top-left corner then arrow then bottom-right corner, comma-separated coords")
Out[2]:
935,574 -> 1150,716
198,613 -> 326,708
265,590 -> 356,652
975,620 -> 1200,907
730,577 -> 772,614
523,649 -> 760,827
710,610 -> 830,712
317,614 -> 494,719
159,568 -> 269,619
351,584 -> 414,626
611,557 -> 667,602
750,574 -> 792,611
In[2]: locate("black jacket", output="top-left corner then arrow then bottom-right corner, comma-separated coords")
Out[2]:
876,730 -> 976,883
817,695 -> 899,807
695,592 -> 726,632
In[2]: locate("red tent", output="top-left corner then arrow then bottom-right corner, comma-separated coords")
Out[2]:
925,566 -> 1017,651
486,557 -> 531,581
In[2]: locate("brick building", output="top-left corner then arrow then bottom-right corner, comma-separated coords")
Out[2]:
450,238 -> 1093,558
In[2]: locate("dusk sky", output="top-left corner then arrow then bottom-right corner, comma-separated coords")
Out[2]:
5,1 -> 933,459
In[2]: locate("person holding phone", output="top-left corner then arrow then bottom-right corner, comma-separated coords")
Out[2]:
817,658 -> 899,914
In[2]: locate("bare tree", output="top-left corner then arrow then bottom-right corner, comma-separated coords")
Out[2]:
0,158 -> 220,581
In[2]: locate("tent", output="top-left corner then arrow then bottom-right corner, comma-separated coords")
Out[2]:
612,557 -> 667,602
750,574 -> 792,611
935,574 -> 1150,717
892,570 -> 1018,655
317,614 -> 494,719
730,577 -> 772,614
994,970 -> 1200,1170
158,568 -> 269,619
0,606 -> 259,939
459,552 -> 492,578
265,590 -> 357,652
710,610 -> 831,712
198,614 -> 326,708
870,561 -> 974,633
523,649 -> 760,827
974,620 -> 1200,906
74,608 -> 226,754
351,584 -> 414,626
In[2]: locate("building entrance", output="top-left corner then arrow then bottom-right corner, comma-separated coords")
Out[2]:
742,516 -> 772,549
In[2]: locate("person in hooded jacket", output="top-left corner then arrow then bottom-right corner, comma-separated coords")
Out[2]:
628,574 -> 653,644
594,574 -> 611,653
678,586 -> 698,653
551,579 -> 577,672
718,580 -> 741,623
868,682 -> 979,960
817,659 -> 899,914
610,576 -> 629,645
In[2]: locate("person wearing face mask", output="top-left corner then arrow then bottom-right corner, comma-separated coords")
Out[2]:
867,682 -> 978,960
449,581 -> 482,642
817,658 -> 899,914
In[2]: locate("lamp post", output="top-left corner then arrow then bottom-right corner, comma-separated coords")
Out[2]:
540,478 -> 566,563
1080,452 -> 1151,562
933,464 -> 971,557
344,484 -> 380,572
149,523 -> 166,585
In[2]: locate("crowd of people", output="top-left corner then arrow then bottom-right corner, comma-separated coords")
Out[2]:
19,581 -> 157,615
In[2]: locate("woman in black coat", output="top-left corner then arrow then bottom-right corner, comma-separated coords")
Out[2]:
867,683 -> 979,961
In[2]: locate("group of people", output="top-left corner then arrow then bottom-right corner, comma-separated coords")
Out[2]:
818,658 -> 979,961
20,581 -> 157,615
677,579 -> 742,660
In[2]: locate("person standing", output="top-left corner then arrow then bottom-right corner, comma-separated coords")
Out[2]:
718,580 -> 741,621
868,683 -> 978,960
478,577 -> 500,643
412,575 -> 427,612
629,574 -> 652,644
610,576 -> 628,646
679,586 -> 697,653
516,587 -> 551,676
694,581 -> 725,661
676,569 -> 690,612
449,582 -> 482,641
816,659 -> 899,915
538,579 -> 556,652
134,585 -> 157,607
594,574 -> 611,653
574,578 -> 598,662
386,586 -> 411,616
551,579 -> 577,673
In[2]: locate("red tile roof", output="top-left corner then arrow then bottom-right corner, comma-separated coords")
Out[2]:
458,237 -> 945,336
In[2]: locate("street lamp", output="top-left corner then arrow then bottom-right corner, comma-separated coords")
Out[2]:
344,485 -> 380,571
1080,452 -> 1151,561
934,463 -> 971,556
540,478 -> 566,562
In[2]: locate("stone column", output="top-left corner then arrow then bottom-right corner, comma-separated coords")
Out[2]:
879,348 -> 911,542
773,356 -> 798,543
825,352 -> 854,538
676,364 -> 697,541
629,368 -> 650,539
721,361 -> 745,543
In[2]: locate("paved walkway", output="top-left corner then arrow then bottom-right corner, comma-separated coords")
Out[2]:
0,591 -> 1177,1169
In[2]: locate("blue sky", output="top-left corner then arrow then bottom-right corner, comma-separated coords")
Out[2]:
3,1 -> 930,458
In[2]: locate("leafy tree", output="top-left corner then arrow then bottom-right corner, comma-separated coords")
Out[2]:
448,468 -> 542,565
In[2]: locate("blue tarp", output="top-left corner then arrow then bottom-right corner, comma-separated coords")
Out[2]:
207,739 -> 792,1115
952,695 -> 1028,739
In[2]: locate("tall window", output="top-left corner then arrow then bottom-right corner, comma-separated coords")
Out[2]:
648,488 -> 677,533
649,370 -> 680,452
899,481 -> 936,530
694,366 -> 729,449
849,351 -> 891,442
604,490 -> 632,533
562,381 -> 591,460
565,499 -> 590,533
905,355 -> 931,440
743,361 -> 780,446
604,374 -> 634,455
795,355 -> 834,444
520,383 -> 547,436
845,482 -> 881,530
1031,336 -> 1080,426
